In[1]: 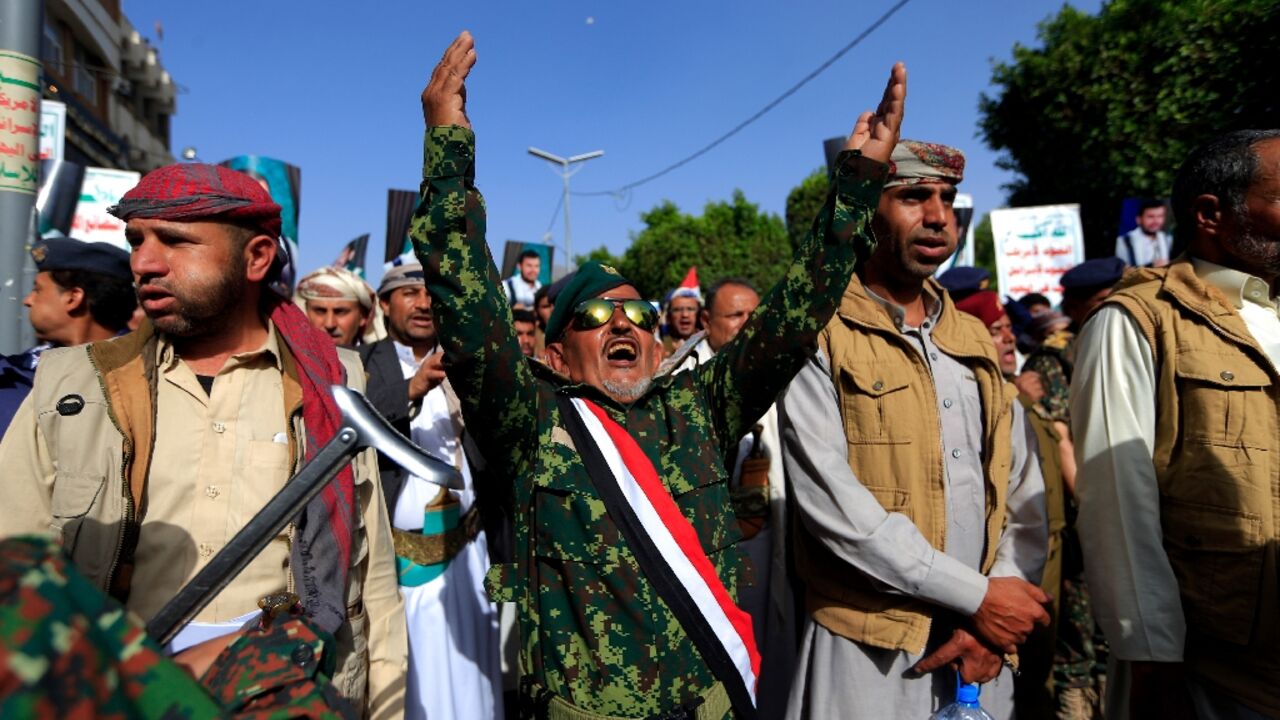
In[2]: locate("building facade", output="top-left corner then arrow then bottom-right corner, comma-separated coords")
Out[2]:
39,0 -> 175,173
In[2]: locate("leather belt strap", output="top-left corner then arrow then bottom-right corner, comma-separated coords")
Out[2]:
391,505 -> 481,566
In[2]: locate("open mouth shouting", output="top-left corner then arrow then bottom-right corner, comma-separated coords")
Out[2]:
604,337 -> 639,367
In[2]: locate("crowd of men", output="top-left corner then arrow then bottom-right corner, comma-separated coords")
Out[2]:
0,30 -> 1277,720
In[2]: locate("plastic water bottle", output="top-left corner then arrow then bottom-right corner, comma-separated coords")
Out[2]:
929,682 -> 994,720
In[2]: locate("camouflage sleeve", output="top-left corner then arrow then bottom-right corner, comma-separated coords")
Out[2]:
1023,352 -> 1070,422
697,150 -> 887,456
408,126 -> 539,482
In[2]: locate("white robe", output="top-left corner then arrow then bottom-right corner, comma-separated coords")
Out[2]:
394,343 -> 504,720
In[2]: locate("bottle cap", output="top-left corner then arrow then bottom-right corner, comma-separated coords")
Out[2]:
957,683 -> 981,704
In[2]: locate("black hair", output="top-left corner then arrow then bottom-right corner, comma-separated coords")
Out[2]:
518,250 -> 541,262
1018,292 -> 1051,308
49,269 -> 137,332
1172,129 -> 1280,247
534,285 -> 551,304
704,277 -> 758,313
1136,198 -> 1166,213
512,308 -> 537,324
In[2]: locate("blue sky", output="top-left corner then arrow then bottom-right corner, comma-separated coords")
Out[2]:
123,0 -> 1102,287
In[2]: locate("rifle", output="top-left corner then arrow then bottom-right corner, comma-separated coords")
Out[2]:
146,385 -> 462,646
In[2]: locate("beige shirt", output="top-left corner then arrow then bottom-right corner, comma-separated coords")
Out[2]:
130,324 -> 293,622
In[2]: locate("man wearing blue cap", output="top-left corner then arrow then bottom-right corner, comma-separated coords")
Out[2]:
413,31 -> 903,719
1,238 -> 138,435
23,236 -> 137,350
1074,130 -> 1280,718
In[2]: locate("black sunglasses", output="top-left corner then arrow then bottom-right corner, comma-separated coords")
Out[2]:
572,297 -> 659,332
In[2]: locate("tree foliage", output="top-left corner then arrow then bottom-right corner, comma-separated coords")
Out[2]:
979,0 -> 1280,257
785,168 -> 830,252
581,191 -> 791,300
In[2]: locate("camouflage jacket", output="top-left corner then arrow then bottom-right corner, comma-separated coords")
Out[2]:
0,536 -> 352,719
410,126 -> 885,717
1023,330 -> 1075,423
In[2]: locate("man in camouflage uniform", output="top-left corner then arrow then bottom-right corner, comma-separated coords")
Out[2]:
0,535 -> 352,719
411,32 -> 902,719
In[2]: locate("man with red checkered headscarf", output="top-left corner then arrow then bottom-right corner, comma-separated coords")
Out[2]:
0,163 -> 406,717
779,141 -> 1049,719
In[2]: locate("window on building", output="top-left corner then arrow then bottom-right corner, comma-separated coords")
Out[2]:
41,17 -> 64,74
73,44 -> 99,106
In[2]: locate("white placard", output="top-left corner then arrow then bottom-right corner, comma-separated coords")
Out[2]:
39,99 -> 65,163
72,167 -> 141,250
990,204 -> 1085,307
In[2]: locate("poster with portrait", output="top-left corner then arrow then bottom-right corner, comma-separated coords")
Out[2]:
990,204 -> 1085,307
219,156 -> 301,244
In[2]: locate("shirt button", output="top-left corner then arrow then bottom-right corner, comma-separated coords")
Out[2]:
198,543 -> 214,558
212,421 -> 226,433
951,448 -> 962,459
930,352 -> 938,361
943,398 -> 953,409
872,380 -> 885,391
205,485 -> 220,499
923,321 -> 932,329
1221,370 -> 1235,382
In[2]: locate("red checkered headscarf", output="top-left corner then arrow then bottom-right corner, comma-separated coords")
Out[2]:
109,163 -> 283,239
111,162 -> 354,634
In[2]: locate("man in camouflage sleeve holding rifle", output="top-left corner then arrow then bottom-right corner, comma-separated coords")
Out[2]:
412,31 -> 903,719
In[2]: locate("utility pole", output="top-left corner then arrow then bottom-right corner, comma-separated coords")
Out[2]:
527,146 -> 603,273
0,0 -> 42,354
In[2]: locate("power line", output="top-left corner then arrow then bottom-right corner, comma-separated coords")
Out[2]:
575,0 -> 912,199
544,189 -> 564,234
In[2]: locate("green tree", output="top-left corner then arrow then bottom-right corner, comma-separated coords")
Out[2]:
785,168 -> 829,252
611,191 -> 791,299
973,212 -> 997,290
979,0 -> 1279,258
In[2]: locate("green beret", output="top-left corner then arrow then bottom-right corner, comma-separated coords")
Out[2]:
544,261 -> 631,342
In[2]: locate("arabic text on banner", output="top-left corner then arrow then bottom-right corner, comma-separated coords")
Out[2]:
0,51 -> 42,194
73,168 -> 142,250
990,204 -> 1085,307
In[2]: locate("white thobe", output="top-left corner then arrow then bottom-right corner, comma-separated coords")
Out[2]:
393,341 -> 504,720
779,289 -> 1046,720
1071,258 -> 1280,720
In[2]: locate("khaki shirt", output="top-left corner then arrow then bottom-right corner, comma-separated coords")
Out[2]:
130,325 -> 293,622
0,322 -> 407,718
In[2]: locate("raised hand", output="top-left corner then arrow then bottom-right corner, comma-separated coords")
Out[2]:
845,62 -> 906,165
422,31 -> 477,128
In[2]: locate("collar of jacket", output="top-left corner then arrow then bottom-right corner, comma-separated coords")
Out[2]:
835,273 -> 999,366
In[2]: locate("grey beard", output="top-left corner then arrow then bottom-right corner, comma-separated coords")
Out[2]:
601,376 -> 652,402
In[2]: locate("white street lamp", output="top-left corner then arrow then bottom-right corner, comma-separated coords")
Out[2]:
527,146 -> 604,272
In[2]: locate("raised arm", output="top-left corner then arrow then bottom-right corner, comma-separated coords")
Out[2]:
697,64 -> 902,453
409,32 -> 538,481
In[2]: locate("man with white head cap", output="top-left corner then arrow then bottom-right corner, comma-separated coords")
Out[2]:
780,140 -> 1049,719
358,259 -> 502,720
295,266 -> 386,347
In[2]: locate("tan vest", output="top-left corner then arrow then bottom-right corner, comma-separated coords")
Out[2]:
797,275 -> 1014,653
30,325 -> 380,708
1103,260 -> 1280,713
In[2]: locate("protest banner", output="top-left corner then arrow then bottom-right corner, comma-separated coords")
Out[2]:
990,204 -> 1085,306
71,167 -> 141,250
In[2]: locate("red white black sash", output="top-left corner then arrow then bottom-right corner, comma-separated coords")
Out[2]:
556,395 -> 760,718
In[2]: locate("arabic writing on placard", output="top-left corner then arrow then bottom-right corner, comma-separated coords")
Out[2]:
0,52 -> 41,194
72,167 -> 141,250
990,204 -> 1086,307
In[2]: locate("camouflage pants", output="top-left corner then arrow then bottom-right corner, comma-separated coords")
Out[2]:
1052,577 -> 1108,719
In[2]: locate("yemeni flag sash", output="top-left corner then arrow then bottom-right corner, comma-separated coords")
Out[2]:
555,395 -> 760,719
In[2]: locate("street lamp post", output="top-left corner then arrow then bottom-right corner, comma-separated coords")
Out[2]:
527,146 -> 603,273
